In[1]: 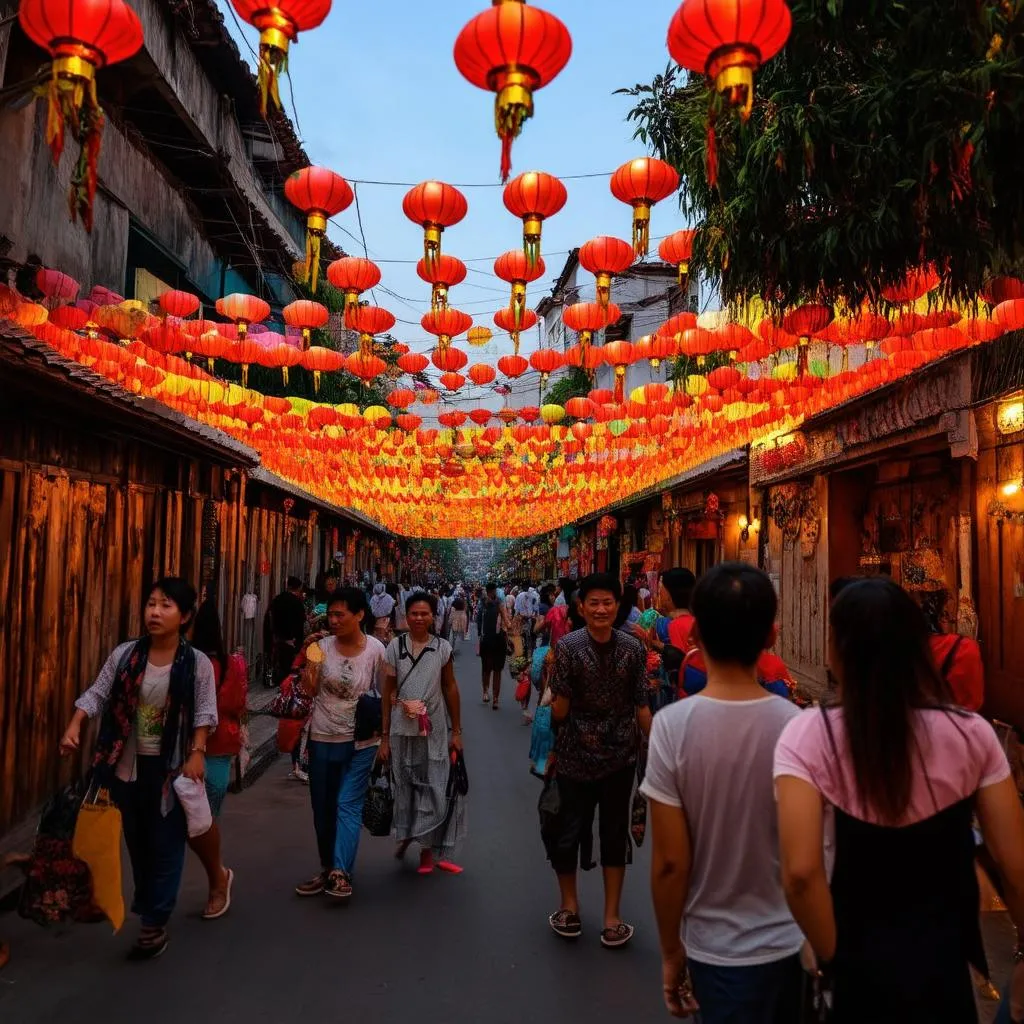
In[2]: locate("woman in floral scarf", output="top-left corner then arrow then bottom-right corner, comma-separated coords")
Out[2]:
59,577 -> 218,960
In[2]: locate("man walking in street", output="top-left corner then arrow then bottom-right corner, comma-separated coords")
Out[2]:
476,582 -> 510,709
545,573 -> 652,949
640,562 -> 804,1022
268,575 -> 306,685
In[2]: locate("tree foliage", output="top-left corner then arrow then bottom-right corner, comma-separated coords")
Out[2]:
543,366 -> 592,405
619,0 -> 1024,308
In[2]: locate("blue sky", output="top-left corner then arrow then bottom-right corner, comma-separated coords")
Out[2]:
224,0 -> 685,369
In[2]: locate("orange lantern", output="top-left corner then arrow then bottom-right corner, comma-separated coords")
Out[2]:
345,352 -> 388,381
397,352 -> 430,375
882,265 -> 940,304
229,0 -> 332,114
229,338 -> 264,388
158,289 -> 201,319
529,347 -> 564,388
285,167 -> 353,290
658,230 -> 697,285
347,304 -> 396,355
422,307 -> 473,350
416,253 -> 467,311
283,299 -> 329,349
610,158 -> 680,256
453,1 -> 572,181
255,343 -> 304,385
603,339 -> 638,401
578,236 -> 635,309
498,354 -> 529,379
403,182 -> 468,275
503,171 -> 567,269
494,250 -> 546,331
562,301 -> 621,348
468,363 -> 497,387
216,294 -> 270,338
493,306 -> 539,355
439,371 -> 467,392
326,257 -> 381,315
301,345 -> 344,392
432,346 -> 469,372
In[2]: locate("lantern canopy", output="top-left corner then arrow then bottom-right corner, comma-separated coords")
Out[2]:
610,158 -> 680,256
453,1 -> 572,181
230,0 -> 332,114
285,167 -> 353,291
503,170 -> 567,269
19,0 -> 143,230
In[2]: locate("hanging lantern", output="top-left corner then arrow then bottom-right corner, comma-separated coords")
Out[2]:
35,268 -> 80,305
283,299 -> 329,351
216,294 -> 270,340
347,305 -> 396,356
284,167 -> 353,291
610,158 -> 680,256
402,181 -> 468,277
388,387 -> 417,409
417,253 -> 467,311
453,1 -> 572,181
439,371 -> 467,392
493,306 -> 538,355
579,237 -> 635,310
494,250 -> 546,331
468,325 -> 493,348
326,257 -> 381,315
667,0 -> 792,121
562,301 -> 621,349
158,289 -> 201,319
881,265 -> 941,304
229,338 -> 264,388
229,0 -> 332,114
255,342 -> 303,384
19,0 -> 143,230
659,230 -> 697,286
422,308 -> 473,354
603,340 -> 639,402
345,352 -> 388,381
191,328 -> 231,373
498,354 -> 529,379
397,352 -> 430,375
301,345 -> 344,392
431,346 -> 469,372
503,170 -> 567,269
468,363 -> 497,387
529,347 -> 564,389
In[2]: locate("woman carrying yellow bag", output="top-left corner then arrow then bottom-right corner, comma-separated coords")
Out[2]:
72,786 -> 125,932
60,578 -> 218,961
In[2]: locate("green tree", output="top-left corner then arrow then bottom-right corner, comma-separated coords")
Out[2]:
619,1 -> 1024,308
543,366 -> 592,405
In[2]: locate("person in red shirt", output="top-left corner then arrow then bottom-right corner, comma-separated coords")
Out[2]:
918,590 -> 985,711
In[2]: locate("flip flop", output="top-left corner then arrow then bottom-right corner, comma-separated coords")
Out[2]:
436,860 -> 463,874
202,868 -> 234,920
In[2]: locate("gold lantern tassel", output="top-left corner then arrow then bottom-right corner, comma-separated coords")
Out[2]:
312,370 -> 322,392
241,363 -> 250,388
282,367 -> 290,386
632,202 -> 652,258
523,217 -> 542,273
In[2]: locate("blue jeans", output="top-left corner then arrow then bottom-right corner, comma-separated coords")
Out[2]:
204,754 -> 233,818
111,755 -> 187,928
688,954 -> 803,1024
308,741 -> 376,875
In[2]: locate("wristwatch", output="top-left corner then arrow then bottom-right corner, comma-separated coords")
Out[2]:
190,745 -> 207,755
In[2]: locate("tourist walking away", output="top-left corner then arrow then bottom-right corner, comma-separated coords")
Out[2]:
370,582 -> 396,644
268,576 -> 307,685
59,577 -> 218,959
775,576 -> 1024,1024
477,582 -> 511,709
295,587 -> 386,900
449,592 -> 469,642
916,588 -> 986,711
641,563 -> 804,1022
189,599 -> 247,919
544,573 -> 652,949
380,592 -> 466,875
642,568 -> 696,654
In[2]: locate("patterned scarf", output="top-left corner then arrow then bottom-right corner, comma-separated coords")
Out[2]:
92,635 -> 197,785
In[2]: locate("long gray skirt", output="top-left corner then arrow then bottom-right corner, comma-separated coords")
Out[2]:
391,734 -> 466,858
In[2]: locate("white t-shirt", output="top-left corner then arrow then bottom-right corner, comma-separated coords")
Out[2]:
241,593 -> 258,620
641,694 -> 804,967
135,662 -> 172,756
310,635 -> 386,748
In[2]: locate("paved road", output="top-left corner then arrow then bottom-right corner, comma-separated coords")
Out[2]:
0,642 -> 664,1024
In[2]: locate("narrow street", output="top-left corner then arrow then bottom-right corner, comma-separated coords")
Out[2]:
0,643 -> 662,1024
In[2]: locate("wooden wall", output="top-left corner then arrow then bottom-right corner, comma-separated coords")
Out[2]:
975,403 -> 1024,728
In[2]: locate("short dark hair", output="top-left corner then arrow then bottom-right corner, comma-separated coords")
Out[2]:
661,568 -> 696,611
829,575 -> 861,602
578,572 -> 622,602
147,577 -> 198,627
286,575 -> 302,590
485,582 -> 498,594
405,590 -> 437,614
327,586 -> 369,618
691,562 -> 777,667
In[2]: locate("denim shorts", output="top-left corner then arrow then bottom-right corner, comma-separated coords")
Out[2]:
204,754 -> 234,818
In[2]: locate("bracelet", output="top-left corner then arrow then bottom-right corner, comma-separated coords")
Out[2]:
190,745 -> 206,755
452,727 -> 463,735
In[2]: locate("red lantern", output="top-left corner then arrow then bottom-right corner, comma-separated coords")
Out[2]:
285,167 -> 353,291
345,352 -> 387,381
610,158 -> 680,256
416,253 -> 467,311
659,230 -> 697,286
579,237 -> 635,309
493,306 -> 539,355
158,290 -> 201,319
347,304 -> 396,356
439,371 -> 466,392
19,0 -> 143,230
255,343 -> 304,385
422,308 -> 473,350
283,299 -> 329,350
468,363 -> 497,387
529,347 -> 564,388
562,301 -> 622,347
403,182 -> 468,275
498,354 -> 529,379
453,1 -> 572,181
565,397 -> 594,419
782,303 -> 833,340
34,268 -> 80,304
503,170 -> 567,269
229,0 -> 332,114
229,338 -> 264,388
881,265 -> 940,304
432,346 -> 469,372
301,345 -> 344,392
982,276 -> 1024,305
667,0 -> 792,120
49,304 -> 90,331
396,413 -> 422,432
326,257 -> 381,315
469,409 -> 493,426
388,388 -> 417,409
397,352 -> 430,375
216,294 -> 270,337
603,340 -> 638,401
494,250 -> 546,331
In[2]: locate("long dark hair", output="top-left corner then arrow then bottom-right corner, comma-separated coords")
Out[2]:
829,577 -> 958,824
192,598 -> 227,676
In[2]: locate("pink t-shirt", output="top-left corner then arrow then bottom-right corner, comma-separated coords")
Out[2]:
775,707 -> 1010,826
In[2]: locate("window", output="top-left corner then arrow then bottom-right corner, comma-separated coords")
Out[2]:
604,314 -> 632,343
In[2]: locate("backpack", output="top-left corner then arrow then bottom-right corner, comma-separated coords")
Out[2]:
677,648 -> 794,700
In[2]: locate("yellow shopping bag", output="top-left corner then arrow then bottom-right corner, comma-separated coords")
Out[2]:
72,788 -> 125,932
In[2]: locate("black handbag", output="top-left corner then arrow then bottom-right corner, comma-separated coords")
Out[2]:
362,759 -> 394,837
354,686 -> 383,741
447,750 -> 469,798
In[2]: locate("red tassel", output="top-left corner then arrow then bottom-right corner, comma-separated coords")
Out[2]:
706,119 -> 719,189
500,134 -> 513,184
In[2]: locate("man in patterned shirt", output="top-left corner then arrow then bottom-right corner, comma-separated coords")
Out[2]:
545,573 -> 652,949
